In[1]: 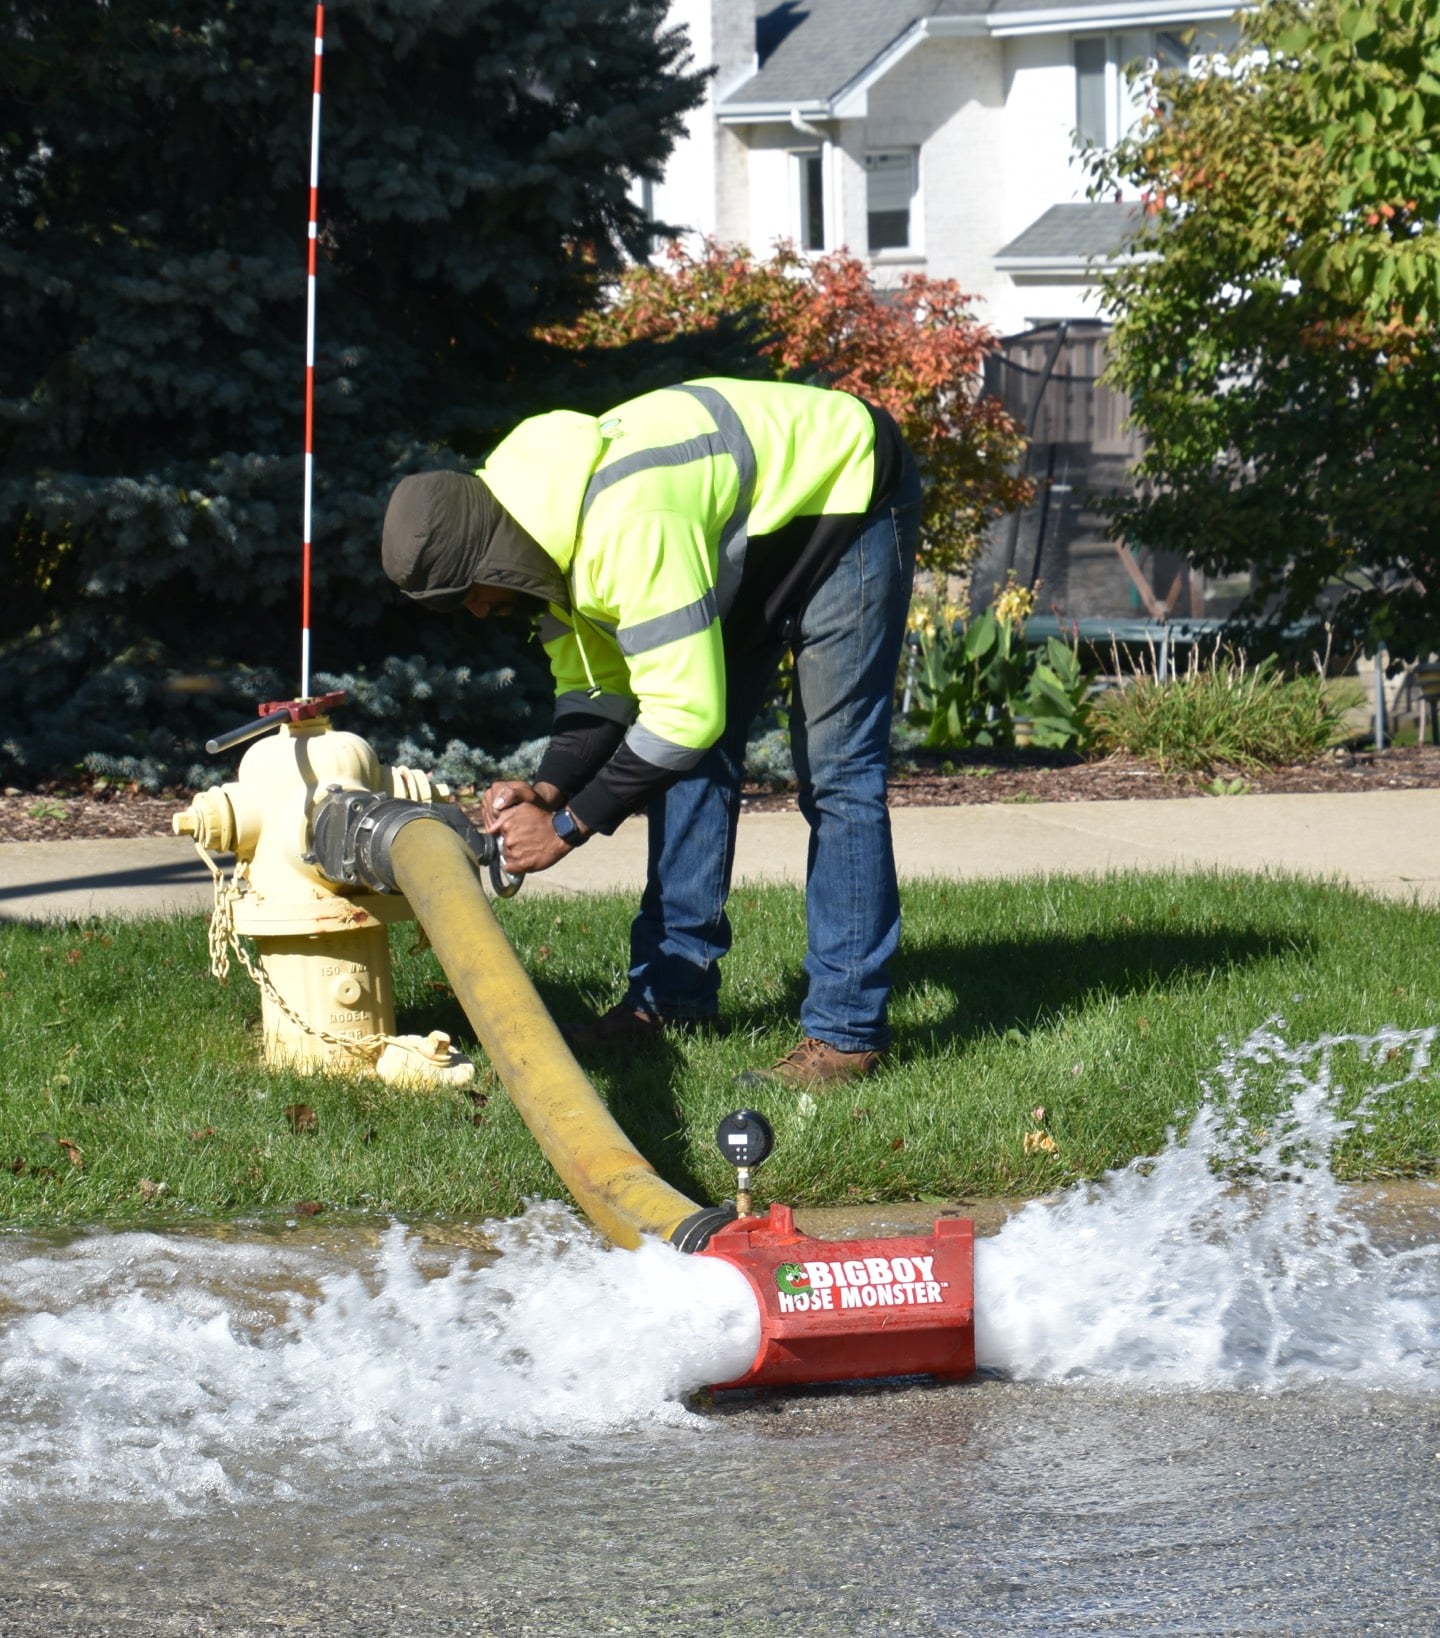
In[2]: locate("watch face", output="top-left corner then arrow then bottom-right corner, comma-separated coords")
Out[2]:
552,809 -> 579,843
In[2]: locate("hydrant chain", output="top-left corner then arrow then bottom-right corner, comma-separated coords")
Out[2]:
196,838 -> 394,1063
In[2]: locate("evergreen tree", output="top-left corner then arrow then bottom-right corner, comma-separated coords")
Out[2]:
0,0 -> 733,787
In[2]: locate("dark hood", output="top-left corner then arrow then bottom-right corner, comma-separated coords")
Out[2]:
381,470 -> 568,613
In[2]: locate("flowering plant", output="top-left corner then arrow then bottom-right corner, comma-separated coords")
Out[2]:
904,576 -> 1091,750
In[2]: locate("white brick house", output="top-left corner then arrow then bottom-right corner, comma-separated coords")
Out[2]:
652,0 -> 1241,335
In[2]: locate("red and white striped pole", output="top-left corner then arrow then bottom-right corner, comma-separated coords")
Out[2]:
300,3 -> 325,699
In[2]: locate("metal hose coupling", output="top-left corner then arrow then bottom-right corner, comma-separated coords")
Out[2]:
310,788 -> 523,898
669,1203 -> 739,1254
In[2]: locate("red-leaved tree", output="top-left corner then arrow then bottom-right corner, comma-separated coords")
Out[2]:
544,240 -> 1032,575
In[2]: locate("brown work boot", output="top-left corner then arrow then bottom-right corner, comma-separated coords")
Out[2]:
562,1003 -> 709,1052
736,1036 -> 883,1090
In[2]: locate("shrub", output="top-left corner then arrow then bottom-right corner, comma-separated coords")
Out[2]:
1087,645 -> 1346,771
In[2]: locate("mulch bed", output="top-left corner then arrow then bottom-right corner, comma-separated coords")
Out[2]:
4,744 -> 1439,843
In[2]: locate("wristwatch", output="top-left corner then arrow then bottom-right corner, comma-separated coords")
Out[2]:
551,807 -> 589,848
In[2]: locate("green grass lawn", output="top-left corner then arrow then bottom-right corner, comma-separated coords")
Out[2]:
2,871 -> 1436,1229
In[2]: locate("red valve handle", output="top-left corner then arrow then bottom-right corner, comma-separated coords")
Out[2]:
255,689 -> 347,721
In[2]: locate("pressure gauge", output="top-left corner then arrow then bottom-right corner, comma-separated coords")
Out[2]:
716,1108 -> 774,1170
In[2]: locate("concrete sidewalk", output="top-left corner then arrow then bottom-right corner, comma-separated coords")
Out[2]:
2,789 -> 1436,923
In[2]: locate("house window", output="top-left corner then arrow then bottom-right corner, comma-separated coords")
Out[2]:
1075,25 -> 1239,146
1074,36 -> 1109,147
866,150 -> 916,253
796,150 -> 825,251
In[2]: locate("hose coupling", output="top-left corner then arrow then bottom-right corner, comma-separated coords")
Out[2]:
311,788 -> 520,897
670,1203 -> 739,1253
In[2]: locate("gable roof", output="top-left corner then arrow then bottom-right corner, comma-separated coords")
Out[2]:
719,0 -> 1243,117
723,1 -> 981,114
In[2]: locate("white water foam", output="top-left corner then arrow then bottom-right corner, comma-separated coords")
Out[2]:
976,1019 -> 1440,1388
0,1202 -> 760,1515
2,1020 -> 1436,1516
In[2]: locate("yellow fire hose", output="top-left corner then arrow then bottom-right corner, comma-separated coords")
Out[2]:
185,725 -> 975,1389
387,817 -> 705,1251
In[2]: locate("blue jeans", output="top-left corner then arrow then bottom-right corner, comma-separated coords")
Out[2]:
623,453 -> 921,1051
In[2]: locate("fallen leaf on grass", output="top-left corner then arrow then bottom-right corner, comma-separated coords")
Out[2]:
57,1138 -> 83,1168
285,1103 -> 318,1134
293,1200 -> 324,1217
189,1126 -> 216,1141
1023,1130 -> 1059,1156
138,1178 -> 167,1202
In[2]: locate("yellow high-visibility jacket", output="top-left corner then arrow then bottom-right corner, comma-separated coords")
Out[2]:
477,377 -> 905,832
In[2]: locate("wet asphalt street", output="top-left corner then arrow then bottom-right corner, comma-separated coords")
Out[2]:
3,1373 -> 1437,1636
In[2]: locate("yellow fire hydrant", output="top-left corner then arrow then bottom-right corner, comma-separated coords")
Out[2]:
173,706 -> 471,1083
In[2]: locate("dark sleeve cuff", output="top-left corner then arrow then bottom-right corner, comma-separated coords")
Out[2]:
566,741 -> 683,835
534,714 -> 628,799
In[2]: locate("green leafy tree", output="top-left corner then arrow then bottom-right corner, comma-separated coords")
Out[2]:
0,0 -> 733,786
544,238 -> 1032,576
1089,0 -> 1440,659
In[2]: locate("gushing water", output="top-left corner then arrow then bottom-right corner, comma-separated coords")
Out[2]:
0,1203 -> 761,1518
0,1020 -> 1436,1522
977,1018 -> 1440,1387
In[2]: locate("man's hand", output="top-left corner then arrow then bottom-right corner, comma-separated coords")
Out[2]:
479,779 -> 562,831
490,800 -> 582,874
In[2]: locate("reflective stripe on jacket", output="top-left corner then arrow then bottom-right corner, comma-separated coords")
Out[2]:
477,377 -> 895,828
